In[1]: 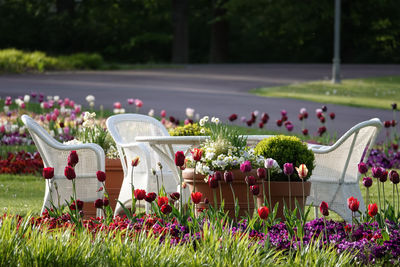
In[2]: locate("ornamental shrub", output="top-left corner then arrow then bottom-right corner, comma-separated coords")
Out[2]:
254,135 -> 315,181
169,123 -> 211,136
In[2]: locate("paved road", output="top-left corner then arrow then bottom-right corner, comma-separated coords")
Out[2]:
1,64 -> 400,138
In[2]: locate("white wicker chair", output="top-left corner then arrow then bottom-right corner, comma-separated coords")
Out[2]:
21,115 -> 105,217
106,114 -> 186,215
306,118 -> 383,222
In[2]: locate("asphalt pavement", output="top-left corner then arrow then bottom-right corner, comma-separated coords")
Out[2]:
1,64 -> 399,138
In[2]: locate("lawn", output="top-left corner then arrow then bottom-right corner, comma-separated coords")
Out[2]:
1,173 -> 397,221
0,174 -> 44,216
251,76 -> 400,110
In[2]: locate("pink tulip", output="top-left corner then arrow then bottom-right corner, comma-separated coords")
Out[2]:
135,99 -> 143,108
160,110 -> 166,117
69,100 -> 75,108
114,102 -> 121,109
127,98 -> 134,105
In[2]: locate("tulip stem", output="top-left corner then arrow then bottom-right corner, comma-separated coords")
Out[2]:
377,181 -> 382,212
366,188 -> 369,210
323,216 -> 329,245
193,163 -> 197,193
287,174 -> 292,211
382,182 -> 386,214
179,169 -> 183,213
268,169 -> 272,209
218,181 -> 223,208
261,180 -> 267,207
302,179 -> 305,207
393,184 -> 395,214
253,196 -> 258,217
396,184 -> 399,217
246,183 -> 250,215
213,189 -> 218,210
229,183 -> 238,221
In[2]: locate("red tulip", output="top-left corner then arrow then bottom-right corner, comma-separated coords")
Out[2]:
245,175 -> 256,186
276,119 -> 283,127
145,192 -> 157,203
214,171 -> 222,181
43,167 -> 54,179
368,203 -> 378,217
191,148 -> 203,161
96,170 -> 106,182
134,189 -> 146,200
70,199 -> 84,210
64,166 -> 76,180
257,168 -> 266,179
250,185 -> 260,196
347,196 -> 360,212
224,171 -> 234,183
131,156 -> 140,167
161,204 -> 172,214
228,114 -> 238,122
191,192 -> 203,204
329,112 -> 335,120
258,206 -> 269,219
175,151 -> 185,167
208,175 -> 219,188
157,196 -> 169,207
170,192 -> 180,201
302,129 -> 309,136
67,151 -> 79,167
319,201 -> 329,216
384,120 -> 391,128
103,198 -> 109,207
94,198 -> 104,208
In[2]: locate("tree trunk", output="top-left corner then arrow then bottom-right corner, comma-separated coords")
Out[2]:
209,0 -> 229,63
171,0 -> 189,63
56,0 -> 75,15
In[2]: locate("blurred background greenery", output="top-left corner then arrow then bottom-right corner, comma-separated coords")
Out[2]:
0,0 -> 399,65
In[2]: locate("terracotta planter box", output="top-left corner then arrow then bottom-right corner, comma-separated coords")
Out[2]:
83,158 -> 124,218
183,168 -> 311,219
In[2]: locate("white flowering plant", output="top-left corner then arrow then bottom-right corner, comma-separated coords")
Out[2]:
65,112 -> 119,159
185,116 -> 265,175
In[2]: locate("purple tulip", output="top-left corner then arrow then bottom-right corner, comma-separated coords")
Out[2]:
358,162 -> 368,174
379,170 -> 388,183
389,170 -> 399,184
371,167 -> 384,179
283,163 -> 294,176
363,177 -> 373,188
214,171 -> 222,181
208,175 -> 218,189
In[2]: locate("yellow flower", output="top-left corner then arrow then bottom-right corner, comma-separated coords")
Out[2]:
295,164 -> 308,180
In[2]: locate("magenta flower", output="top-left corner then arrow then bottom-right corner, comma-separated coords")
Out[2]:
363,177 -> 373,188
358,162 -> 368,174
372,166 -> 384,178
224,171 -> 233,183
389,170 -> 399,184
283,163 -> 294,176
240,161 -> 252,173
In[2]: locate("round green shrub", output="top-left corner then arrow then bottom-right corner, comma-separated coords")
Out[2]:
254,135 -> 315,181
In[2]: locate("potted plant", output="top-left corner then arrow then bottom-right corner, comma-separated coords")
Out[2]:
183,117 -> 315,218
254,135 -> 315,218
182,116 -> 271,217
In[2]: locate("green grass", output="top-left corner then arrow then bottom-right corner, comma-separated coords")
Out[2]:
0,214 -> 354,267
251,76 -> 400,110
0,174 -> 44,216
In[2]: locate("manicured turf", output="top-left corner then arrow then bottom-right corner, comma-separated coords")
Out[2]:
0,174 -> 44,216
251,76 -> 400,110
2,173 -> 398,221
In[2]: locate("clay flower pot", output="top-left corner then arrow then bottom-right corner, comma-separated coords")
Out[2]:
182,168 -> 310,220
83,158 -> 123,218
